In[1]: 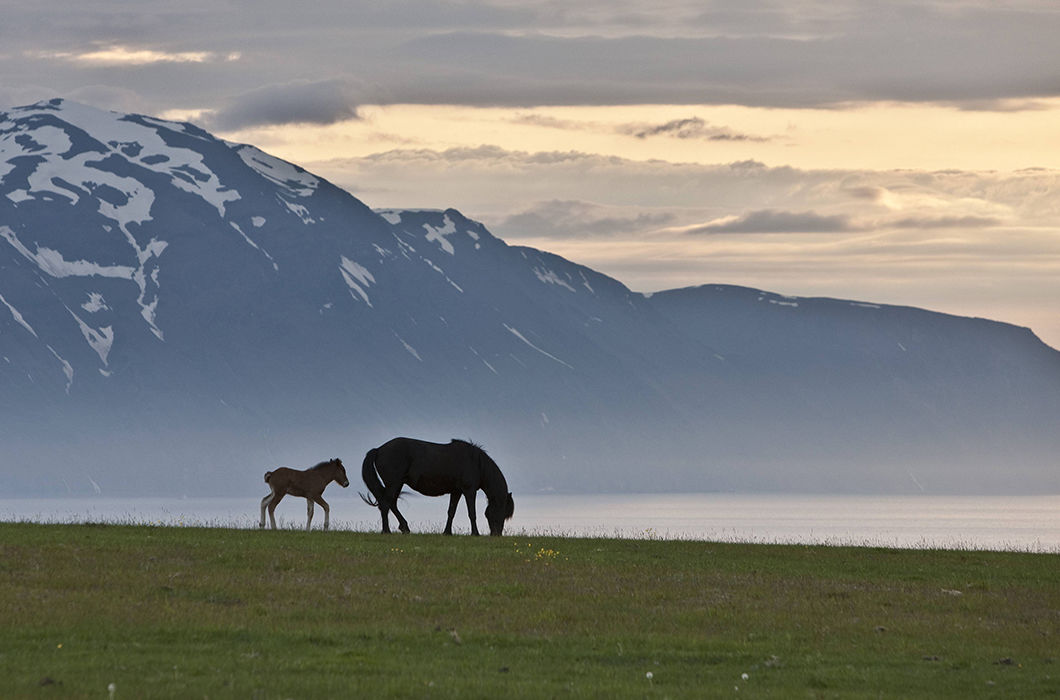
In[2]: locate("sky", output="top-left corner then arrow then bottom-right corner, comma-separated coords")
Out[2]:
3,1 -> 1059,348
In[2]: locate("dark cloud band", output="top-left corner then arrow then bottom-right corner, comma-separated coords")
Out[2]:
202,79 -> 366,131
690,209 -> 857,234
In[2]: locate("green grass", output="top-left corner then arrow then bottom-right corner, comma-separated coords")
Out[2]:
1,523 -> 1057,698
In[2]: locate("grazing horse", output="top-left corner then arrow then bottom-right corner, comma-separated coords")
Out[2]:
259,458 -> 349,531
360,437 -> 515,536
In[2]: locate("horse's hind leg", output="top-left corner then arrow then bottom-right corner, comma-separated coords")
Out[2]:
305,498 -> 315,531
443,493 -> 460,535
267,492 -> 285,529
382,484 -> 410,533
390,502 -> 411,534
378,504 -> 392,534
259,492 -> 274,529
312,495 -> 330,531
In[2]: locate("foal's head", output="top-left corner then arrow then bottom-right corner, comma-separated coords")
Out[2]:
329,458 -> 350,488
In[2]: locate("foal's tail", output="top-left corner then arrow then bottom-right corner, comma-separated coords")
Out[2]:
264,470 -> 273,484
359,448 -> 382,507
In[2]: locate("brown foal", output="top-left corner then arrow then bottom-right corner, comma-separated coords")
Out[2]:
259,458 -> 349,530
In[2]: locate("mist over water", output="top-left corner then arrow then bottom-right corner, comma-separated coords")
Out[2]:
3,494 -> 1057,553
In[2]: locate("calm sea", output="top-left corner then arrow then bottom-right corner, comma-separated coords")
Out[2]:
1,494 -> 1057,552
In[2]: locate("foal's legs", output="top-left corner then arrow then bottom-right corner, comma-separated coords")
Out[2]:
305,498 -> 314,531
443,492 -> 460,535
464,490 -> 480,536
266,492 -> 285,529
312,495 -> 331,530
259,492 -> 274,529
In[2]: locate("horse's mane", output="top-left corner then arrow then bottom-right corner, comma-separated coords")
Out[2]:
452,438 -> 486,453
309,458 -> 339,471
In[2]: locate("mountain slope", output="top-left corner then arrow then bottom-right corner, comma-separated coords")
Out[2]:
2,99 -> 1058,496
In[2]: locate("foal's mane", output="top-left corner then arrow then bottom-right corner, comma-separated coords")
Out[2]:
309,458 -> 339,471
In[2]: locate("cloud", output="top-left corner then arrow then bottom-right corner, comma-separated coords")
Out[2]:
390,18 -> 1060,108
66,85 -> 155,114
511,114 -> 588,130
620,117 -> 768,142
306,144 -> 1060,257
690,209 -> 858,234
207,78 -> 366,130
889,215 -> 1001,229
6,2 -> 1060,113
500,200 -> 676,238
513,113 -> 769,142
31,44 -> 242,67
64,46 -> 213,66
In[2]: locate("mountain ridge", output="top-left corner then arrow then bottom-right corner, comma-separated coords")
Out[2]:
2,99 -> 1058,496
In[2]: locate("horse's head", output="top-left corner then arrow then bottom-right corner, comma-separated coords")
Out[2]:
485,491 -> 515,536
331,458 -> 350,488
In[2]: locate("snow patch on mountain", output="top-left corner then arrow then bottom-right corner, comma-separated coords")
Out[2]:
534,266 -> 576,292
67,306 -> 114,366
339,256 -> 375,306
126,238 -> 168,340
394,332 -> 422,361
423,215 -> 457,254
230,222 -> 278,270
0,291 -> 37,337
579,271 -> 596,294
2,100 -> 239,218
469,345 -> 499,375
0,226 -> 136,279
47,345 -> 74,392
237,145 -> 318,197
423,258 -> 464,292
504,324 -> 574,369
82,293 -> 109,313
283,199 -> 315,224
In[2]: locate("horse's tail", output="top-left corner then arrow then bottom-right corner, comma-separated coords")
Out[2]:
264,470 -> 273,484
359,448 -> 382,507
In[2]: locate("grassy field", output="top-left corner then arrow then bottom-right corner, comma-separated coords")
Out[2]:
0,523 -> 1056,698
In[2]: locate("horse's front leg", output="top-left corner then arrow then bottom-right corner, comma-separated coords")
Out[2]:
463,490 -> 479,536
305,498 -> 315,531
443,492 -> 460,535
312,495 -> 330,530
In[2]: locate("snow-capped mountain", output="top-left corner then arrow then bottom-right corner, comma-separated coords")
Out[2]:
2,99 -> 1058,496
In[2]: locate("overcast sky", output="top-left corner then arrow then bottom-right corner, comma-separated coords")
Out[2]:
3,0 -> 1059,347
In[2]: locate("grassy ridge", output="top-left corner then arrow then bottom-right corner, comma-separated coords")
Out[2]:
0,523 -> 1057,698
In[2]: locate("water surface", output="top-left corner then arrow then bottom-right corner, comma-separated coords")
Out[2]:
1,493 -> 1056,552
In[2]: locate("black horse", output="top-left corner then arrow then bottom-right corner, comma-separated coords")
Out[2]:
360,437 -> 515,536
